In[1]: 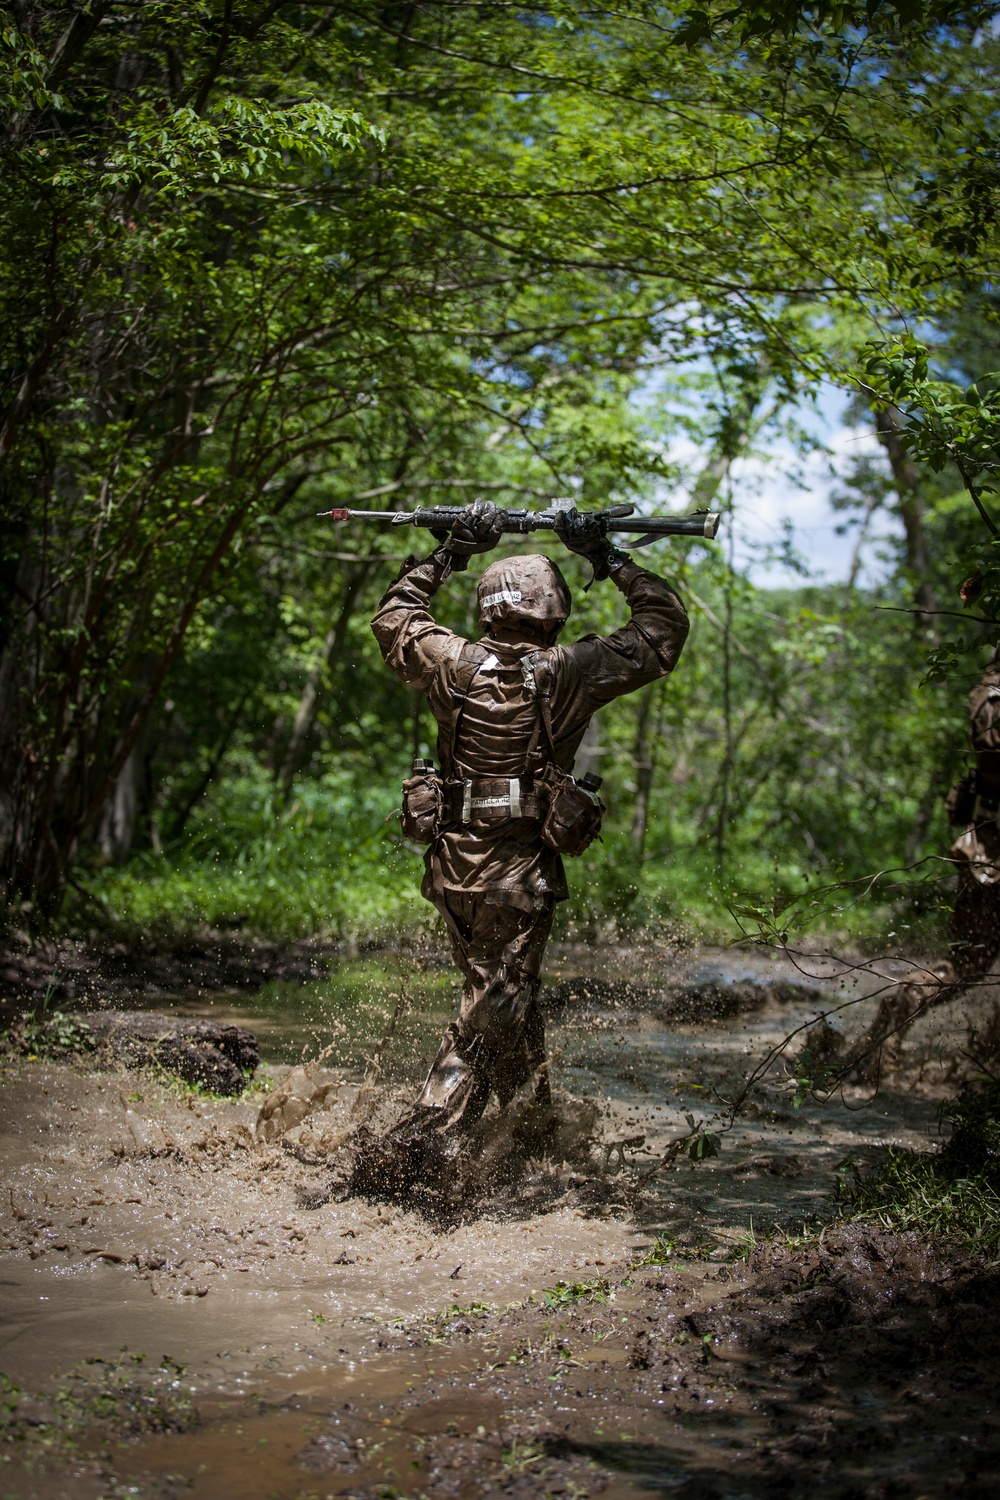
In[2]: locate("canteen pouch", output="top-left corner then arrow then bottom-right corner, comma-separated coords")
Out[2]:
537,764 -> 605,858
401,765 -> 445,844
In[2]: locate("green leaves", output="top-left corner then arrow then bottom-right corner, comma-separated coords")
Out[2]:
101,98 -> 379,196
3,0 -> 999,911
685,1115 -> 723,1159
862,337 -> 1000,538
786,1050 -> 840,1107
673,0 -> 1000,47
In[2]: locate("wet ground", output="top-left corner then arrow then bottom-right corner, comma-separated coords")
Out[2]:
1,941 -> 996,1497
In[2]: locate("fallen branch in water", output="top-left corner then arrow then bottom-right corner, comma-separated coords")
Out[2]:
635,1116 -> 721,1182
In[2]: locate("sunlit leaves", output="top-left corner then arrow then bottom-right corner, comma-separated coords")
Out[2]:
3,0 -> 998,908
862,337 -> 1000,540
100,99 -> 379,195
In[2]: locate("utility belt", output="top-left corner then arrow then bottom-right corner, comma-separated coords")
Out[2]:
446,774 -> 544,825
400,760 -> 603,857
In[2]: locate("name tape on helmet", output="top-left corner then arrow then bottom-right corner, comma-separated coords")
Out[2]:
481,588 -> 522,608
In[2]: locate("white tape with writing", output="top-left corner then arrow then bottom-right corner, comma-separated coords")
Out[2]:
481,588 -> 522,608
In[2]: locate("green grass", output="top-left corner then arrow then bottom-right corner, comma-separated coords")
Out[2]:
846,1149 -> 1000,1246
65,768 -> 946,953
75,771 -> 428,943
81,841 -> 942,955
843,1082 -> 1000,1247
539,1278 -> 613,1310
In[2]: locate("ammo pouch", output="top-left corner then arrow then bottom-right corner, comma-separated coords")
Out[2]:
401,763 -> 445,844
537,764 -> 605,858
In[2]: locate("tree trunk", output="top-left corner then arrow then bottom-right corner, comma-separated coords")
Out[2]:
630,684 -> 656,855
0,492 -> 253,919
874,404 -> 939,638
277,563 -> 373,799
98,743 -> 143,866
905,768 -> 949,864
845,487 -> 884,589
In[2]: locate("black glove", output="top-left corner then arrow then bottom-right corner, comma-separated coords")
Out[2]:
440,498 -> 505,572
556,510 -> 627,584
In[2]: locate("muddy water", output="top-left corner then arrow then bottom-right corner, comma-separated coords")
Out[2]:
1,942 -> 990,1498
157,940 -> 974,1240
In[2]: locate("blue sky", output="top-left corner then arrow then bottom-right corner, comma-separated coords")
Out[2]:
653,385 -> 904,589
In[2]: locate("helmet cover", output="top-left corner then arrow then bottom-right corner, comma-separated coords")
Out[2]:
477,554 -> 572,637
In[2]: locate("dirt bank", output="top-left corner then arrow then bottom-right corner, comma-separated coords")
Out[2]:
0,930 -> 348,1012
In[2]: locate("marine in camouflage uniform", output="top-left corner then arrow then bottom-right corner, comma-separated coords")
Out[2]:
368,505 -> 689,1153
852,651 -> 1000,1079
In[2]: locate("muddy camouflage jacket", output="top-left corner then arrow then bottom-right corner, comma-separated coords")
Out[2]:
371,551 -> 689,909
952,663 -> 1000,885
969,665 -> 1000,792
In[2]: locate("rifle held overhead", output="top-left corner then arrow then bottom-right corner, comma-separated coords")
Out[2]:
316,498 -> 720,546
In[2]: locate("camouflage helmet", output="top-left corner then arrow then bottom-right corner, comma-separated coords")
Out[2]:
477,554 -> 572,638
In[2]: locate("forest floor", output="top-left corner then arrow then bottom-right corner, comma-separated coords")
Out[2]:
1,940 -> 997,1497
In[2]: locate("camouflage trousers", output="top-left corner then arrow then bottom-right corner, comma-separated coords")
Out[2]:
853,868 -> 1000,1079
411,890 -> 556,1134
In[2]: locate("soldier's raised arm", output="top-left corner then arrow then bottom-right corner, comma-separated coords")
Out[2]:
370,549 -> 461,692
370,502 -> 506,690
550,523 -> 689,716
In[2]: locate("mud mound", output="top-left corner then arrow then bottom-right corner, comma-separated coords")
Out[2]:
77,1010 -> 259,1095
0,933 -> 457,1012
0,933 -> 337,1008
541,969 -> 821,1022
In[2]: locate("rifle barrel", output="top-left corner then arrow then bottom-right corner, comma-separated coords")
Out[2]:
326,510 -> 407,522
617,514 -> 719,538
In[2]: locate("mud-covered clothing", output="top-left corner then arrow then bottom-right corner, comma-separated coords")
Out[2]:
969,665 -> 1000,788
413,891 -> 555,1128
952,665 -> 1000,889
855,662 -> 1000,1079
370,550 -> 688,1133
371,551 -> 689,914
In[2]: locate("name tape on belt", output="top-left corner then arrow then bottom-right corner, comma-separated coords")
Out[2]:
463,778 -> 523,820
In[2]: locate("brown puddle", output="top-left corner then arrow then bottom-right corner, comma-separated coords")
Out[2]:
3,942 -> 1000,1496
112,1233 -> 1000,1499
126,1386 -> 515,1500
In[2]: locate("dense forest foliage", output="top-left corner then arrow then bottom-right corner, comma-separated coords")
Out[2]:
2,0 -> 999,946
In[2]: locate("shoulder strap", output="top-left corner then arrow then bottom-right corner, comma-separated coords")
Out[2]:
521,651 -> 559,768
437,642 -> 491,776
